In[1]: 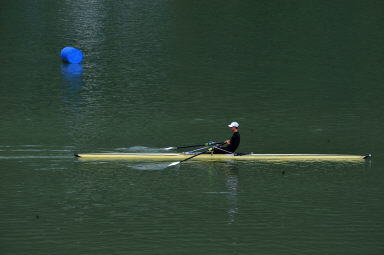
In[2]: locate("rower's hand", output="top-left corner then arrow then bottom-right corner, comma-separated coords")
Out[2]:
225,140 -> 230,144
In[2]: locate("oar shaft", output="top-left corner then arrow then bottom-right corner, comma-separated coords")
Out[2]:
185,146 -> 211,154
176,142 -> 224,150
179,150 -> 207,163
177,144 -> 208,149
167,143 -> 225,167
168,145 -> 220,166
180,143 -> 225,163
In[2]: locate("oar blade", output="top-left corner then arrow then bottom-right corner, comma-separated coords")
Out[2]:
168,161 -> 180,167
163,147 -> 175,151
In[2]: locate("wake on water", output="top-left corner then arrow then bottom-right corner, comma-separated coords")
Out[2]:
127,162 -> 176,171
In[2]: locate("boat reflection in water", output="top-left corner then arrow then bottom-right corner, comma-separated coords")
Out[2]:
224,163 -> 239,225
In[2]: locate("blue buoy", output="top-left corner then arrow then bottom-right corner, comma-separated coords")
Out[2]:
60,47 -> 83,64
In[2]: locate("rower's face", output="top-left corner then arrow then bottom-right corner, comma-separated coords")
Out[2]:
230,126 -> 237,132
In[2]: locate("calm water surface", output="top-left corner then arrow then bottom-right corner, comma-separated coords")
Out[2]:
1,0 -> 383,254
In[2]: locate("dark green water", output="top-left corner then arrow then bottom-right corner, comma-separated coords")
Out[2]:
1,1 -> 383,254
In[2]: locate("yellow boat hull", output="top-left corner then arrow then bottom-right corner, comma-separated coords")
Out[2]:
74,153 -> 370,161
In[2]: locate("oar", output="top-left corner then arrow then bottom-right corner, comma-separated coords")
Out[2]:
168,147 -> 217,167
164,142 -> 223,151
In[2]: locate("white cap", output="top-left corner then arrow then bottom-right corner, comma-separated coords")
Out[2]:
228,122 -> 239,128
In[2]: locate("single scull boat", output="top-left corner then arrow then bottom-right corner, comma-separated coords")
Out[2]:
74,153 -> 371,161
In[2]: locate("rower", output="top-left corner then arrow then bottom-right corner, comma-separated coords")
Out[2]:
211,122 -> 240,154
